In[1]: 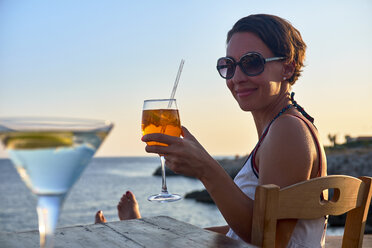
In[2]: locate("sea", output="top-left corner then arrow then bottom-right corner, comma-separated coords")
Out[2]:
0,156 -> 342,235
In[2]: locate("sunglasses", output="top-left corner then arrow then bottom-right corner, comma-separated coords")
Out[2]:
216,52 -> 286,79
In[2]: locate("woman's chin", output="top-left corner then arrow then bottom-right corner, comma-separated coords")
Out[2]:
238,103 -> 254,112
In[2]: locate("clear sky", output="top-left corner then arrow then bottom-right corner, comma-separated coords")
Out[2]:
0,0 -> 371,157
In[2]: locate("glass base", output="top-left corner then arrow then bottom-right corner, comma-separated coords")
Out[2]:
148,193 -> 182,203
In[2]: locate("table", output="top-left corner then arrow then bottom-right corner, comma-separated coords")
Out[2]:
0,216 -> 257,247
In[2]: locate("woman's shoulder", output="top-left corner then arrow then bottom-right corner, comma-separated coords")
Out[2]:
258,114 -> 316,186
266,113 -> 315,145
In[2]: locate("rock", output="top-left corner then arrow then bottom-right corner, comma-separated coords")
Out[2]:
152,166 -> 180,177
366,225 -> 372,234
185,190 -> 215,204
217,156 -> 248,178
327,150 -> 372,177
328,214 -> 346,226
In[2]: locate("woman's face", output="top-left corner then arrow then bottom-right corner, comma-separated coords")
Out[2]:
226,32 -> 287,112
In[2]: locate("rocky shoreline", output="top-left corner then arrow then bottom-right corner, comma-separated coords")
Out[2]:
153,148 -> 372,233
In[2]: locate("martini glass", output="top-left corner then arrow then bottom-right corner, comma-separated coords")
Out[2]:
0,117 -> 113,248
142,99 -> 182,202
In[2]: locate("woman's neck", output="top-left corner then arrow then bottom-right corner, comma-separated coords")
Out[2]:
252,91 -> 292,138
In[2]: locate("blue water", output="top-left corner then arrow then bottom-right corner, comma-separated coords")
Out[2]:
0,157 -> 343,235
0,157 -> 227,232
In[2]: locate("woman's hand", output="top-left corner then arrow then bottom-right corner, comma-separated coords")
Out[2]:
141,126 -> 217,180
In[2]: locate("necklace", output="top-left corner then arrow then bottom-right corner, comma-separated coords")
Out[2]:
270,104 -> 292,125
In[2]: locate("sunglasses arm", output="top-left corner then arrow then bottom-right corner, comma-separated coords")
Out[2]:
264,57 -> 286,63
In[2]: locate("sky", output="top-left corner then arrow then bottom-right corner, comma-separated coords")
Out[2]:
0,0 -> 371,157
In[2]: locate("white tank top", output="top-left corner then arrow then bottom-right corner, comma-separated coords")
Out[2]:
226,156 -> 327,247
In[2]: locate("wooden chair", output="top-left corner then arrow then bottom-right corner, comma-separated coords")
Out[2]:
251,175 -> 372,248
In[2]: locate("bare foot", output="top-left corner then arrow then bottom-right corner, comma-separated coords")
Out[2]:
95,210 -> 107,224
117,191 -> 141,220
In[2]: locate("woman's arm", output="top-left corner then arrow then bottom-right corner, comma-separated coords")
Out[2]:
257,115 -> 319,247
142,127 -> 255,243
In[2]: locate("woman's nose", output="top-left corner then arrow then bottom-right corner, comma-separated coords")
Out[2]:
231,64 -> 246,84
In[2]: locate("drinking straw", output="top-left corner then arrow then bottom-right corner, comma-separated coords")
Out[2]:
168,59 -> 185,107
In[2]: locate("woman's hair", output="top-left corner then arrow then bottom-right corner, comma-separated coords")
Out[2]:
227,14 -> 306,85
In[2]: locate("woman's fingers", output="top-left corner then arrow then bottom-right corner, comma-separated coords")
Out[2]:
142,126 -> 196,145
142,133 -> 180,145
181,126 -> 197,141
142,133 -> 182,155
144,144 -> 168,154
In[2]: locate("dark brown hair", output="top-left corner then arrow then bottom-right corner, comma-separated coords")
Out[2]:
227,14 -> 306,85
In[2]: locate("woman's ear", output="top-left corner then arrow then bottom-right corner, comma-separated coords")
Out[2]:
282,61 -> 295,80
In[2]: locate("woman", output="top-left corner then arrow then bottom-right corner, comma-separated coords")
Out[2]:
96,14 -> 327,247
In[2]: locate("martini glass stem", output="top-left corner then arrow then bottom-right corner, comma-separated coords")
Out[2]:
37,195 -> 64,248
160,155 -> 168,194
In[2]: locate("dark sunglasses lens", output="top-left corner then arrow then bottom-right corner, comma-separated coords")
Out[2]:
217,58 -> 235,79
241,54 -> 264,76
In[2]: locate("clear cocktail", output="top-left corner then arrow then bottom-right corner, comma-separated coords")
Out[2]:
0,118 -> 113,248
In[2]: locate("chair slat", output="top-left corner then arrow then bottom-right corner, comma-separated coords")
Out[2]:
277,176 -> 364,219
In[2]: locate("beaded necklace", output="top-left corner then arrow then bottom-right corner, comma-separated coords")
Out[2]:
270,104 -> 292,125
264,92 -> 315,131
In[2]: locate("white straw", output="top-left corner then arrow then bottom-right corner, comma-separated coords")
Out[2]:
169,59 -> 185,102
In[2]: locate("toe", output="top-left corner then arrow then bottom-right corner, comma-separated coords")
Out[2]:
95,210 -> 106,224
126,191 -> 136,202
95,210 -> 102,223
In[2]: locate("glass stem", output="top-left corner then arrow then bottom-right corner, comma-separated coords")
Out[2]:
37,194 -> 65,248
159,155 -> 168,194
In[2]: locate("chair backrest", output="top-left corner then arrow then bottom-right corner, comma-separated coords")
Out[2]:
251,175 -> 372,248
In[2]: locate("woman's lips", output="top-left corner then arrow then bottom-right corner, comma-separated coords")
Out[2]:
236,88 -> 257,97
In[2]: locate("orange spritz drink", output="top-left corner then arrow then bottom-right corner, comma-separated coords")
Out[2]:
142,99 -> 182,202
142,109 -> 181,146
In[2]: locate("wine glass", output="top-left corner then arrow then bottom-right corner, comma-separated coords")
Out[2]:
0,117 -> 113,248
142,99 -> 182,202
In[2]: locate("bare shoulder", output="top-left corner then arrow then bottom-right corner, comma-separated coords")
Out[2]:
257,114 -> 316,187
268,114 -> 316,144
